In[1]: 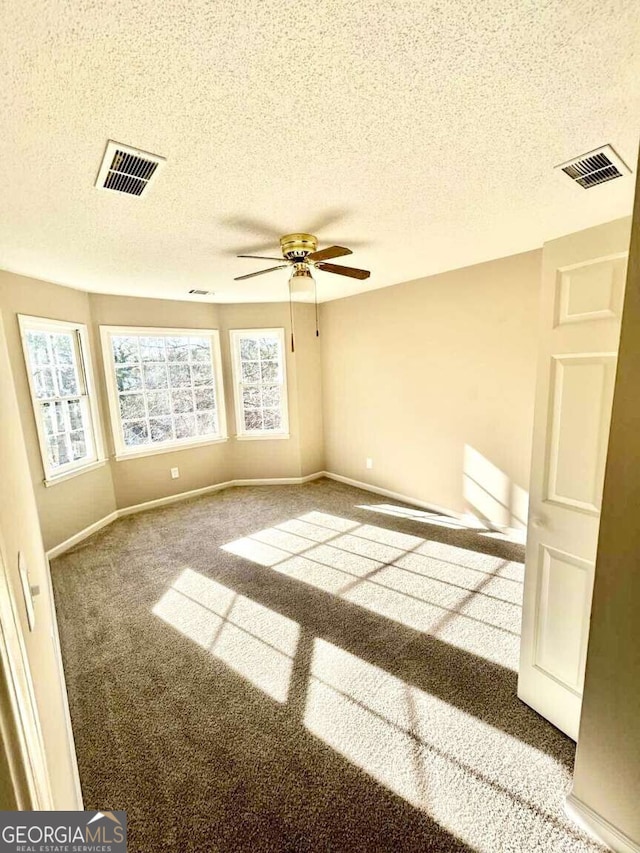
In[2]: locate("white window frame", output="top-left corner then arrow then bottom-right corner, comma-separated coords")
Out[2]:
18,315 -> 105,486
229,328 -> 290,440
100,326 -> 228,461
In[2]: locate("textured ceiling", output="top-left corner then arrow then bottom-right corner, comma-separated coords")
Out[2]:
1,0 -> 639,304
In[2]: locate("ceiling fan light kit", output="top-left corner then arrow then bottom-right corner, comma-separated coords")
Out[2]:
234,232 -> 371,351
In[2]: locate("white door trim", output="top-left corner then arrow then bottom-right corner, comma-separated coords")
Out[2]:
0,546 -> 54,810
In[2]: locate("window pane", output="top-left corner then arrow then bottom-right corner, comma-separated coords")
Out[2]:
41,402 -> 55,435
240,338 -> 259,361
196,411 -> 217,435
68,399 -> 83,431
166,337 -> 190,362
192,363 -> 213,386
143,363 -> 169,390
263,409 -> 282,431
147,390 -> 171,416
53,401 -> 66,432
149,417 -> 173,443
26,332 -> 50,365
34,367 -> 56,399
52,333 -> 74,364
169,364 -> 191,387
261,385 -> 281,408
139,337 -> 166,362
119,393 -> 145,420
260,361 -> 278,383
190,338 -> 211,362
244,410 -> 263,431
112,336 -> 139,363
241,361 -> 260,383
116,366 -> 142,392
195,387 -> 215,411
57,366 -> 79,396
259,338 -> 279,360
70,430 -> 87,460
123,420 -> 149,446
175,414 -> 196,439
171,389 -> 194,413
47,435 -> 70,467
242,386 -> 261,407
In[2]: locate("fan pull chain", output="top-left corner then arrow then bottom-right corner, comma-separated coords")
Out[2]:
315,278 -> 319,337
288,279 -> 295,352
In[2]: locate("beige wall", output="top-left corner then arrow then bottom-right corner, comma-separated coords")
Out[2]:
570,167 -> 640,846
0,271 -> 117,551
0,315 -> 78,808
319,250 -> 542,527
0,273 -> 323,548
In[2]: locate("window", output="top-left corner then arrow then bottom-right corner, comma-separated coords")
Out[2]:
100,327 -> 227,459
19,315 -> 104,484
229,328 -> 289,439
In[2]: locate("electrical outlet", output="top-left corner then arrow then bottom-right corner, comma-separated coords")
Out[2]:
366,457 -> 373,470
170,467 -> 180,479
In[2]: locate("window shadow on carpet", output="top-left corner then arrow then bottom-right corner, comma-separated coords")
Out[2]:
50,482 -> 599,853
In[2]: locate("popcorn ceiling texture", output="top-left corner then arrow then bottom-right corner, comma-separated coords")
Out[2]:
1,0 -> 639,303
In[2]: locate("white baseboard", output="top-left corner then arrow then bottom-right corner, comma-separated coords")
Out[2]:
46,473 -> 325,559
321,471 -> 466,519
233,473 -> 323,487
46,511 -> 119,559
117,480 -> 235,518
566,793 -> 640,853
322,470 -> 526,540
47,469 -> 523,561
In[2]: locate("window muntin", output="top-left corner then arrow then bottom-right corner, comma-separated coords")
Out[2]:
101,327 -> 226,457
230,329 -> 289,438
19,317 -> 101,481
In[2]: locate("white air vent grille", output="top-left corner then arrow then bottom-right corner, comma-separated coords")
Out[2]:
95,141 -> 165,197
556,145 -> 630,189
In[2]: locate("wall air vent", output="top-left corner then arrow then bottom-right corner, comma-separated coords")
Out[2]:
188,289 -> 215,296
95,141 -> 165,197
556,144 -> 630,189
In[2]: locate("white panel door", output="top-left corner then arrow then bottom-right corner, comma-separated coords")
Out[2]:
518,221 -> 630,740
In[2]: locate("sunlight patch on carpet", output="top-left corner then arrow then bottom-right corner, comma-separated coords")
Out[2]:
221,513 -> 524,670
153,568 -> 299,702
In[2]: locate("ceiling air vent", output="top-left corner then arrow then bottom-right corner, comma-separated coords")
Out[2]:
188,289 -> 214,296
95,141 -> 165,197
556,144 -> 630,189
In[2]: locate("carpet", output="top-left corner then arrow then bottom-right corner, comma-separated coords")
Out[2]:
51,478 -> 604,852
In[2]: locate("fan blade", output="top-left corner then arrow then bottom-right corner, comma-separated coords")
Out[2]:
307,245 -> 352,263
237,254 -> 286,261
316,262 -> 370,280
234,265 -> 289,281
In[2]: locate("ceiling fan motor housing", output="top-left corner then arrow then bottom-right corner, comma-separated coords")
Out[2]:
280,233 -> 318,260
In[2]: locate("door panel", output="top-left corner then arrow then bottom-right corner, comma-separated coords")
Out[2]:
518,219 -> 631,740
533,545 -> 592,690
546,354 -> 617,511
556,256 -> 626,324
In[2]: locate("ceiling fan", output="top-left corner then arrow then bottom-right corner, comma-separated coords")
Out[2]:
234,233 -> 370,282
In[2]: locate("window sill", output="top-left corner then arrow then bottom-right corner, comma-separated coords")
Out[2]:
44,459 -> 108,488
235,433 -> 291,441
114,436 -> 228,462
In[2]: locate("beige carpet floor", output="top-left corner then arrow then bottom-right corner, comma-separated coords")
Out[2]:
51,478 -> 604,852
